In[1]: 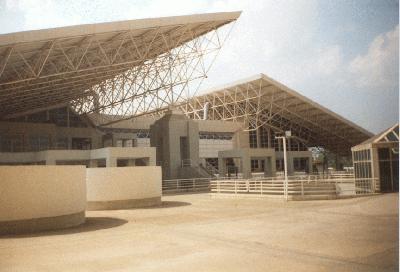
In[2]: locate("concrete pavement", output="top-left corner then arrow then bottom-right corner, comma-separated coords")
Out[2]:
0,193 -> 398,271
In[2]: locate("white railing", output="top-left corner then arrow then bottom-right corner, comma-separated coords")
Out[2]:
354,178 -> 378,194
210,176 -> 378,200
162,178 -> 211,194
162,174 -> 378,199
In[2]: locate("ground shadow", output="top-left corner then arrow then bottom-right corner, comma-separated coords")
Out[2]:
0,217 -> 128,239
142,201 -> 191,209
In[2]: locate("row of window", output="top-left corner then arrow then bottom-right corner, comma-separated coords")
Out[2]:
116,139 -> 134,147
250,127 -> 308,151
354,161 -> 372,179
199,133 -> 233,140
249,130 -> 257,148
136,132 -> 150,138
0,135 -> 52,152
377,147 -> 399,161
0,135 -> 90,152
353,149 -> 371,162
245,158 -> 310,172
9,107 -> 87,128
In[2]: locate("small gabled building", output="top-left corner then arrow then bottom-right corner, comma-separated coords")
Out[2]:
351,123 -> 399,193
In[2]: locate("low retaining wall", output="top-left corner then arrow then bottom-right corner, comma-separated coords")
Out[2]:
86,166 -> 162,210
0,166 -> 86,234
336,183 -> 356,196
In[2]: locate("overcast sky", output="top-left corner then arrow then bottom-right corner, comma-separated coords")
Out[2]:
0,0 -> 398,133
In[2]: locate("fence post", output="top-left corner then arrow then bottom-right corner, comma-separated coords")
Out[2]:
177,180 -> 179,191
234,180 -> 237,194
301,179 -> 304,199
192,179 -> 195,190
261,180 -> 263,195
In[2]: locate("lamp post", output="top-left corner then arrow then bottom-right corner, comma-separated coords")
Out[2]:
275,131 -> 291,201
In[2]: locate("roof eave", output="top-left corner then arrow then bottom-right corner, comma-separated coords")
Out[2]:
0,11 -> 241,46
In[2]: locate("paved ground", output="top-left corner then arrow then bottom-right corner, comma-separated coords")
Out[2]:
0,193 -> 398,272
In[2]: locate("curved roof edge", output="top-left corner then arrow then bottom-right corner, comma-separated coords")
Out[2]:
0,11 -> 241,46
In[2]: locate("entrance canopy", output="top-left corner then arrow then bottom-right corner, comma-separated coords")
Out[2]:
0,12 -> 240,120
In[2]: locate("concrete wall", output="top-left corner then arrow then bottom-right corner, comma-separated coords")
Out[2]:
0,147 -> 156,167
197,120 -> 243,133
86,166 -> 161,210
0,166 -> 86,233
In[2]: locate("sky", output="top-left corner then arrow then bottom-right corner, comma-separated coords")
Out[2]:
0,0 -> 398,134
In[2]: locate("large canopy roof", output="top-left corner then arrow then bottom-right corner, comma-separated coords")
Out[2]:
178,74 -> 373,155
0,11 -> 240,119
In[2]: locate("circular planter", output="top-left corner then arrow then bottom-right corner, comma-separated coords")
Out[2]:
0,166 -> 86,234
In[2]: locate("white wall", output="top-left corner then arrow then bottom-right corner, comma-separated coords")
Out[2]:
0,166 -> 86,221
86,166 -> 161,202
336,183 -> 356,196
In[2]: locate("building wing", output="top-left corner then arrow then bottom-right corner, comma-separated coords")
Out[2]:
179,74 -> 373,155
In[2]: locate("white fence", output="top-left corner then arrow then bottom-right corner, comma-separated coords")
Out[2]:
162,178 -> 212,194
210,177 -> 378,200
162,174 -> 378,199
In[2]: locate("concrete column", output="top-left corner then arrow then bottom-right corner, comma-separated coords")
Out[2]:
218,157 -> 227,177
127,159 -> 135,166
271,155 -> 276,176
264,158 -> 270,177
308,156 -> 313,174
89,160 -> 98,168
142,158 -> 150,166
67,137 -> 72,150
199,158 -> 206,167
148,153 -> 156,166
371,147 -> 380,192
242,156 -> 251,179
287,155 -> 294,175
263,156 -> 276,177
45,159 -> 56,165
106,157 -> 117,167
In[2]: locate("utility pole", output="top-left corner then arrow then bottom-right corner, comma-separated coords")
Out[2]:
275,131 -> 291,201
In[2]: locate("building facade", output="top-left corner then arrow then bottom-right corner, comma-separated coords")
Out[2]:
0,104 -> 313,180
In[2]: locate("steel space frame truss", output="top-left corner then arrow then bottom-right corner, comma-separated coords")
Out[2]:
0,21 -> 234,123
70,25 -> 231,125
178,80 -> 366,155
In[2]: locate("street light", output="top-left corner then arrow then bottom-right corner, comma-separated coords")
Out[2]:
275,131 -> 291,201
